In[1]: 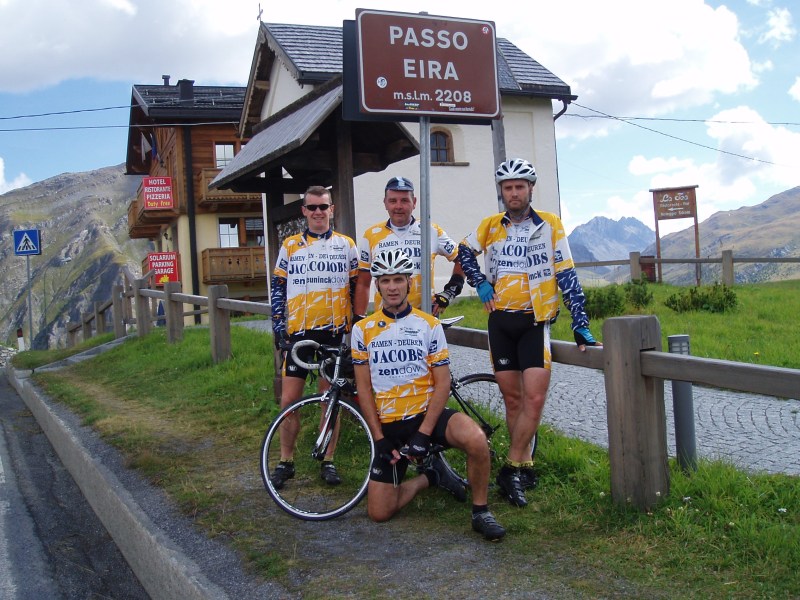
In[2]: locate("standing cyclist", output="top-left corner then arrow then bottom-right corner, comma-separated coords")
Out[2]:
353,176 -> 465,319
351,249 -> 506,541
458,158 -> 599,508
270,186 -> 359,489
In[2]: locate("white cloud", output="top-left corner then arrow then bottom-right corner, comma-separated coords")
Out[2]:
758,7 -> 796,46
0,157 -> 32,194
0,0 -> 257,92
790,77 -> 800,102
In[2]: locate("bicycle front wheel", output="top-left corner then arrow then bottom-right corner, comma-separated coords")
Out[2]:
260,394 -> 374,521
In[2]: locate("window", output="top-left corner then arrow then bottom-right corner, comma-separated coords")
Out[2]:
430,130 -> 453,163
219,217 -> 265,248
215,143 -> 235,168
219,218 -> 239,248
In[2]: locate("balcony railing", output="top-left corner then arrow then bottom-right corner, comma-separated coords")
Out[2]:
199,168 -> 263,208
201,247 -> 268,284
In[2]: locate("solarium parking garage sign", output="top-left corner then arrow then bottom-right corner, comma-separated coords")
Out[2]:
356,9 -> 500,120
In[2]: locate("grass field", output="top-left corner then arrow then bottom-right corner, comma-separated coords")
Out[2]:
17,278 -> 800,598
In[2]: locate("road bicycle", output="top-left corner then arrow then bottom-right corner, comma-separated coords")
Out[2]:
259,316 -> 536,521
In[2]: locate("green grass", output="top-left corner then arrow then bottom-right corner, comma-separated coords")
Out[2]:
26,319 -> 800,598
450,279 -> 800,369
11,332 -> 117,370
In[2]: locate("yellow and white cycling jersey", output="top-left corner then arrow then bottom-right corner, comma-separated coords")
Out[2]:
273,230 -> 359,335
358,218 -> 458,310
461,210 -> 575,321
351,305 -> 450,424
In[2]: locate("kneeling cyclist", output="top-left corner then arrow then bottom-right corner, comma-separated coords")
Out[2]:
351,249 -> 506,541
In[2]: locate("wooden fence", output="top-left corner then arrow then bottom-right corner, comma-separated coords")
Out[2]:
61,276 -> 800,514
580,250 -> 800,285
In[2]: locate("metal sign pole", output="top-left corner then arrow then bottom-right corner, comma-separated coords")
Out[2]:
419,116 -> 432,314
26,255 -> 33,348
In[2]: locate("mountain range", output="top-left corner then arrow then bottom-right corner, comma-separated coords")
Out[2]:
1,166 -> 798,347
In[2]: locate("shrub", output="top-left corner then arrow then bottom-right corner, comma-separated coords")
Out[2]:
584,284 -> 625,319
664,283 -> 738,313
624,276 -> 654,310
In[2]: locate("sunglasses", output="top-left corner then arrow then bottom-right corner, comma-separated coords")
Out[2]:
304,203 -> 330,212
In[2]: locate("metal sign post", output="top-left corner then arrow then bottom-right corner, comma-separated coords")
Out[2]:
419,116 -> 432,312
14,228 -> 42,350
26,256 -> 33,347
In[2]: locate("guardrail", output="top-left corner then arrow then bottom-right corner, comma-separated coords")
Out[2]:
61,276 -> 800,515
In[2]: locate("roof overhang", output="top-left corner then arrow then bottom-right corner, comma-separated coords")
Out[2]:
211,77 -> 419,194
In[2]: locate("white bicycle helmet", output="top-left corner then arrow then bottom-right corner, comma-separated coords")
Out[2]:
495,158 -> 537,185
370,249 -> 414,278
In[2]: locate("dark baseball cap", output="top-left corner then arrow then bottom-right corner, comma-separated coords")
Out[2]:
385,176 -> 414,192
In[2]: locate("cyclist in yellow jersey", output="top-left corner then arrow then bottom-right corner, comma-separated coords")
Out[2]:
351,249 -> 506,542
459,159 -> 600,508
269,186 -> 359,490
353,176 -> 465,319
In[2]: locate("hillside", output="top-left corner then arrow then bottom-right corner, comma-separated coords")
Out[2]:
642,186 -> 800,284
0,165 -> 149,348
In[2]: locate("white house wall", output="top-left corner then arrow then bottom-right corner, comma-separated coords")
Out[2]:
350,95 -> 561,297
261,61 -> 309,122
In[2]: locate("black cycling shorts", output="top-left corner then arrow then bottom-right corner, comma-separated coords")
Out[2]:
487,310 -> 552,372
369,408 -> 457,484
283,330 -> 344,380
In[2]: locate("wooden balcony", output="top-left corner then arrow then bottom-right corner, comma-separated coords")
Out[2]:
127,200 -> 164,239
201,247 -> 268,284
199,168 -> 263,209
127,180 -> 180,239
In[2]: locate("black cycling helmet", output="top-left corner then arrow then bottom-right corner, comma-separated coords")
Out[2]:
370,249 -> 414,278
495,158 -> 537,185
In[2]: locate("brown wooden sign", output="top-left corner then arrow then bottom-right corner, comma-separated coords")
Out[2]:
649,185 -> 700,284
652,185 -> 697,220
355,9 -> 500,119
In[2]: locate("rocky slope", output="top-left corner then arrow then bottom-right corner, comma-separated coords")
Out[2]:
0,165 -> 149,348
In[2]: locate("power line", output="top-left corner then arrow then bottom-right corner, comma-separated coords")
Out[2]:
566,102 -> 786,167
0,121 -> 239,132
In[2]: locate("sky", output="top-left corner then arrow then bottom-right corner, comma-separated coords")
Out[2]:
0,0 -> 798,235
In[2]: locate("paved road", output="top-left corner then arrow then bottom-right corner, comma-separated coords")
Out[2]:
448,345 -> 800,477
0,373 -> 149,599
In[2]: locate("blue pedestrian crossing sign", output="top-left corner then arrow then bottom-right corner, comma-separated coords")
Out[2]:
13,229 -> 42,256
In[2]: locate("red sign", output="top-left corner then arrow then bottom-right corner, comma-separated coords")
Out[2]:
143,177 -> 174,210
147,252 -> 180,286
356,10 -> 500,119
651,186 -> 698,220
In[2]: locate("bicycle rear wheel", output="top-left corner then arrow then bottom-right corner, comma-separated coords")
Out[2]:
260,394 -> 374,521
451,373 -> 538,467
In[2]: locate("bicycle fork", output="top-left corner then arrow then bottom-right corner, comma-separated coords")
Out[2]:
312,391 -> 340,461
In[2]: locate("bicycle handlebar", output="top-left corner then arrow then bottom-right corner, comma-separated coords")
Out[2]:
289,339 -> 323,371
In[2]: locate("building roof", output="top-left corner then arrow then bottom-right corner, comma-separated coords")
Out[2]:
263,22 -> 574,98
126,79 -> 247,175
131,81 -> 246,120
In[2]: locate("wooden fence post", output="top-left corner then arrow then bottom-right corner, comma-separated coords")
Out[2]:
133,278 -> 151,337
207,285 -> 231,363
629,251 -> 642,281
95,301 -> 106,335
67,325 -> 78,348
603,315 -> 670,511
164,281 -> 184,343
721,250 -> 734,286
81,313 -> 93,342
112,284 -> 126,339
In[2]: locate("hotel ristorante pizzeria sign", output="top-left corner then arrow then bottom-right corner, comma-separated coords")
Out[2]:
356,9 -> 500,119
